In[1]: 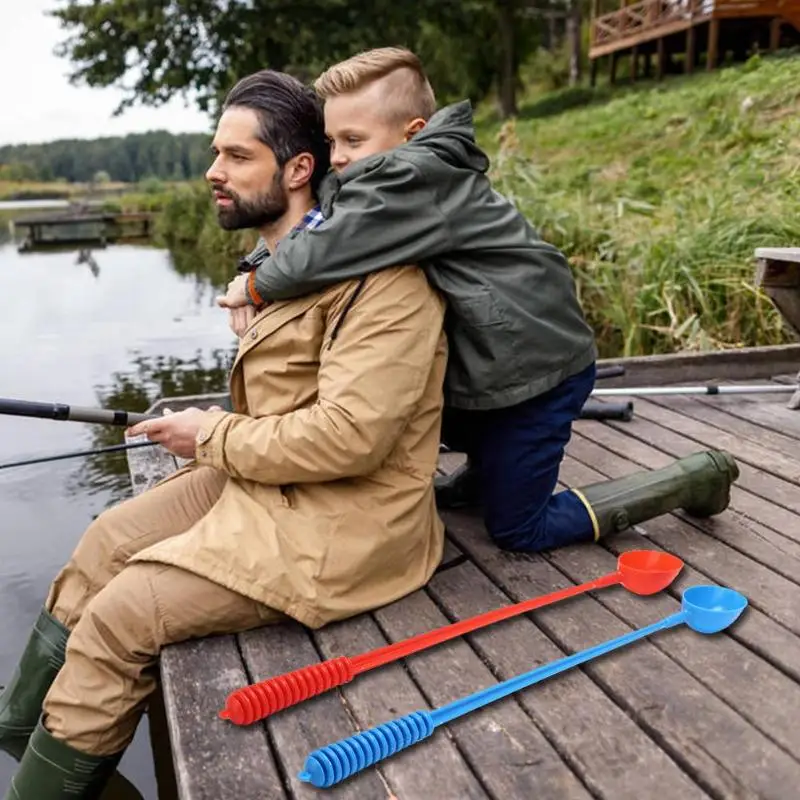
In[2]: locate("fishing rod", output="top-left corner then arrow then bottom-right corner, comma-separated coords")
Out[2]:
6,400 -> 633,471
0,397 -> 157,427
591,383 -> 798,397
0,440 -> 158,471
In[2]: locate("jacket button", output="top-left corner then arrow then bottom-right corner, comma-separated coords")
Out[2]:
250,330 -> 258,339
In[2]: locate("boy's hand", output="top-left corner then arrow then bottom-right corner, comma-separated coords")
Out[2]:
216,274 -> 250,309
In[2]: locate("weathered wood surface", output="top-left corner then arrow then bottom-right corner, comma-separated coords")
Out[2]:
755,246 -> 800,338
126,365 -> 800,800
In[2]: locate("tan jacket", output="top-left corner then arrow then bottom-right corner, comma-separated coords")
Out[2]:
132,266 -> 447,628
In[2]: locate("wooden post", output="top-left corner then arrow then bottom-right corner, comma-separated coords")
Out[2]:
686,25 -> 696,74
590,57 -> 599,87
631,46 -> 639,81
610,51 -> 618,84
644,51 -> 653,79
770,18 -> 782,52
657,37 -> 666,80
707,19 -> 720,70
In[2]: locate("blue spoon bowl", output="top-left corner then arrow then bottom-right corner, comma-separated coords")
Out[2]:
682,585 -> 748,634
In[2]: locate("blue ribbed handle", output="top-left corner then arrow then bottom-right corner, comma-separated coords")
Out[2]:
298,710 -> 435,788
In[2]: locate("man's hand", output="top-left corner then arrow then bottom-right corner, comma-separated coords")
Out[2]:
216,274 -> 250,309
229,305 -> 257,338
127,407 -> 223,460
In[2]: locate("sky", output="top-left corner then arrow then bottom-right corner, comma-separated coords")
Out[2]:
0,0 -> 212,147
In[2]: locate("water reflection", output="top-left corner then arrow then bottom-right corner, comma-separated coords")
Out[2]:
0,238 -> 237,798
167,244 -> 238,294
69,349 -> 235,505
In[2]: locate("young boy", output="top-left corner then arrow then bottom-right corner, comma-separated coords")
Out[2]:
219,47 -> 739,552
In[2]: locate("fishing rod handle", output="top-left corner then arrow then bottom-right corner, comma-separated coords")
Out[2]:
595,365 -> 626,380
220,657 -> 355,725
579,401 -> 633,421
0,398 -> 155,427
65,405 -> 155,426
299,710 -> 435,788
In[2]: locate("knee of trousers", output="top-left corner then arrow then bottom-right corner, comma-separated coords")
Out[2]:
77,565 -> 165,658
486,495 -> 595,554
46,511 -> 127,625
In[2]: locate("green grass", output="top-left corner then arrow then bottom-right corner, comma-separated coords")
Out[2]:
481,52 -> 800,357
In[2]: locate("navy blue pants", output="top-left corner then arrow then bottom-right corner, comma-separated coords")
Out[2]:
442,362 -> 597,552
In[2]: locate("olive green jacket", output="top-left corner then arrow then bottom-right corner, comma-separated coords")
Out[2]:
241,100 -> 596,410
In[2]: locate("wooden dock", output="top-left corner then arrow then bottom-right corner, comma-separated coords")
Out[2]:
126,340 -> 800,800
12,208 -> 154,251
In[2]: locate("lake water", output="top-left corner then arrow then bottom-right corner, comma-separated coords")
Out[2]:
0,213 -> 237,797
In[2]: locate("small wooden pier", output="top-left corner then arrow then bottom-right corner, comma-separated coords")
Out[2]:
125,248 -> 800,800
12,208 -> 154,251
589,0 -> 800,84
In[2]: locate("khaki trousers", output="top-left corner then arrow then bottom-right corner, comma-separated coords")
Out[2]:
42,466 -> 281,756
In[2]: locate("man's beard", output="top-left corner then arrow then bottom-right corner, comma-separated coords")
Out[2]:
213,170 -> 288,231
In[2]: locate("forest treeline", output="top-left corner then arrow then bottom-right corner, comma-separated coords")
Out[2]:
0,130 -> 211,183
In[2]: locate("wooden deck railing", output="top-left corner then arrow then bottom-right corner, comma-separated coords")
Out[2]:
590,0 -> 786,50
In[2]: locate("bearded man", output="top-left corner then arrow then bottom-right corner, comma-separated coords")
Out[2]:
0,69 -> 447,799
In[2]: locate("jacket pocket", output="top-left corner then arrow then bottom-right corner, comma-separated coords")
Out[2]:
454,287 -> 507,328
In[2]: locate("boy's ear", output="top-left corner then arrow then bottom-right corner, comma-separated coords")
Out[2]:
404,117 -> 427,141
285,153 -> 315,190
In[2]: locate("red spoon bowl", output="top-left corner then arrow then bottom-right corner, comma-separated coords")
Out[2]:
617,550 -> 683,595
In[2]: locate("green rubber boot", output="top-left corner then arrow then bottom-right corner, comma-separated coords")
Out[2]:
0,608 -> 69,755
3,719 -> 122,800
572,449 -> 739,539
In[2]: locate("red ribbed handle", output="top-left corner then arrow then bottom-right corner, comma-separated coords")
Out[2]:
219,656 -> 355,725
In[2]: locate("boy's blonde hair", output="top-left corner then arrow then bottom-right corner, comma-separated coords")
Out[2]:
314,47 -> 437,123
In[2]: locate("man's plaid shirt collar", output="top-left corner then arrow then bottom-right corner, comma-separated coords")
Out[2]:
241,205 -> 325,305
238,205 -> 324,273
293,205 -> 325,236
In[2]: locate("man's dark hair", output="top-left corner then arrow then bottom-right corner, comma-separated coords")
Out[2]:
223,70 -> 330,195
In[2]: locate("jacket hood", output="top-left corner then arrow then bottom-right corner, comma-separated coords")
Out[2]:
406,100 -> 490,173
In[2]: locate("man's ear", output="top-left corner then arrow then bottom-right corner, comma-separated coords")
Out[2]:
404,118 -> 427,141
285,153 -> 315,190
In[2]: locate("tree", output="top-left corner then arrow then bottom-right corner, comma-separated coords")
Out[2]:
50,0 -> 549,120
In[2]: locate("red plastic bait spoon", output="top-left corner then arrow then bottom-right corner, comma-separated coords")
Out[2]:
220,549 -> 682,725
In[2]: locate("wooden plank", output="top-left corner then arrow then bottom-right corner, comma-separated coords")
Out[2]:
595,344 -> 800,388
564,432 -> 800,682
373,580 -> 592,799
571,419 -> 800,557
421,558 -> 711,800
312,611 -> 489,799
755,248 -> 800,263
643,394 -> 800,467
755,248 -> 800,336
238,622 -> 390,799
689,391 -> 800,442
160,635 -> 287,800
445,514 -> 800,800
553,456 -> 800,762
623,397 -> 800,484
439,536 -> 465,570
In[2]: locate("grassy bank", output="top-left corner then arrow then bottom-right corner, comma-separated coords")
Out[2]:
156,53 -> 800,358
484,52 -> 800,356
